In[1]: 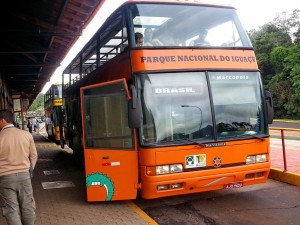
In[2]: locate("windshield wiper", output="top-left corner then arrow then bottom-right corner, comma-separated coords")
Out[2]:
235,134 -> 265,141
184,139 -> 206,147
158,138 -> 205,147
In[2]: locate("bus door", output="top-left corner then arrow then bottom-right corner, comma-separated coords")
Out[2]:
80,79 -> 138,201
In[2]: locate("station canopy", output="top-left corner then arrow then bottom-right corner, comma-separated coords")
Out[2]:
0,0 -> 104,104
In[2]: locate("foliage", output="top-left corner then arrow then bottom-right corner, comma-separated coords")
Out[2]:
270,46 -> 290,73
249,9 -> 300,119
29,93 -> 44,113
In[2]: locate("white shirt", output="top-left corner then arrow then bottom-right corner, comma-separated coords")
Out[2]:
1,124 -> 14,132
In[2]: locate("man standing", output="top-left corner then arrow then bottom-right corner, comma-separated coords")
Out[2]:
27,119 -> 32,133
0,109 -> 38,225
189,28 -> 210,46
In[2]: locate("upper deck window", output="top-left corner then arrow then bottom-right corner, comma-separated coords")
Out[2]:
129,3 -> 252,48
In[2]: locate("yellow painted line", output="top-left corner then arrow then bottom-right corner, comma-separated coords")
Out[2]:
269,168 -> 300,186
127,201 -> 159,225
35,143 -> 58,147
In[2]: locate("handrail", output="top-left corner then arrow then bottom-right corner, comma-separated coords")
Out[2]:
269,127 -> 300,132
269,127 -> 300,172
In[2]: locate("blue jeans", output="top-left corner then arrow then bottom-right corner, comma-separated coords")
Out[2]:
0,172 -> 36,225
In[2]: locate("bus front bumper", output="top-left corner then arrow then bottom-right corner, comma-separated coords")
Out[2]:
140,162 -> 270,199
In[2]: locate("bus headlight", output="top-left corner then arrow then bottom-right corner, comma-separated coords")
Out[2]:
147,164 -> 183,175
246,155 -> 256,164
156,165 -> 170,175
246,154 -> 267,164
256,154 -> 267,163
170,164 -> 183,173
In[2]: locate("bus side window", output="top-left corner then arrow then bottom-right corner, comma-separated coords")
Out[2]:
120,26 -> 128,52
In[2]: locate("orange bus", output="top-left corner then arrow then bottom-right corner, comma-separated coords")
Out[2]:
44,84 -> 64,146
62,0 -> 274,202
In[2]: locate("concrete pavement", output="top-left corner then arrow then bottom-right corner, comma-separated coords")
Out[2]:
0,133 -> 157,225
0,127 -> 298,225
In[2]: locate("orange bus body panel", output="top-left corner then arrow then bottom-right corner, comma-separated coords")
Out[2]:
84,149 -> 139,201
141,163 -> 269,199
139,138 -> 270,199
80,80 -> 139,201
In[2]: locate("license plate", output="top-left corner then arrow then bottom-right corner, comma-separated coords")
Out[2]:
224,181 -> 243,189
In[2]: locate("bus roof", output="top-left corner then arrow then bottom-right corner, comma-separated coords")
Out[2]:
121,0 -> 235,9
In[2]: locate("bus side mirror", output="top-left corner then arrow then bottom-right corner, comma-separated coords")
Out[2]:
128,85 -> 142,128
264,90 -> 274,124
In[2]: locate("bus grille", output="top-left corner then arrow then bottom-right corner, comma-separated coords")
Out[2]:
183,162 -> 246,172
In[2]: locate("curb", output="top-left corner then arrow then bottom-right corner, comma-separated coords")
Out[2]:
269,168 -> 300,186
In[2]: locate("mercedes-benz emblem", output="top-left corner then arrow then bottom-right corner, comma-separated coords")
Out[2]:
213,157 -> 222,168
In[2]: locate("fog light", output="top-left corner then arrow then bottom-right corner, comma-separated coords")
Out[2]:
256,172 -> 264,177
170,183 -> 183,189
245,173 -> 255,179
157,185 -> 169,191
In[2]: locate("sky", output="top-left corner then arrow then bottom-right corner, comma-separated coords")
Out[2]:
225,0 -> 299,31
42,0 -> 299,93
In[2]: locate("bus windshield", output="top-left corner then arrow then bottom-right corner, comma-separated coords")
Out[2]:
139,72 -> 267,146
53,85 -> 62,99
130,3 -> 251,47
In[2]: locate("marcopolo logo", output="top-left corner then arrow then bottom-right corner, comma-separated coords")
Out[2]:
211,75 -> 249,80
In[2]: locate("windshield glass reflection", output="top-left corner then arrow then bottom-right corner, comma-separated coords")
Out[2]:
130,3 -> 251,48
140,72 -> 213,145
138,71 -> 267,146
209,72 -> 267,138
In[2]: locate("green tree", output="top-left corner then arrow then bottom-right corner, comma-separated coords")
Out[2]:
249,23 -> 292,85
267,73 -> 292,117
29,93 -> 44,112
267,47 -> 292,117
282,45 -> 300,117
249,10 -> 300,119
273,9 -> 300,43
270,46 -> 290,73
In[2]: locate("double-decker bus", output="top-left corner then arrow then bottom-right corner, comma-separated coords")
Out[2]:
61,0 -> 274,202
44,84 -> 64,146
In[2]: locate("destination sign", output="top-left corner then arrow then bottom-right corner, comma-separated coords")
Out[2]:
131,49 -> 258,72
53,99 -> 63,106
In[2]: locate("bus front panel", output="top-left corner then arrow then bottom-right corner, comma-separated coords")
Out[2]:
137,70 -> 270,199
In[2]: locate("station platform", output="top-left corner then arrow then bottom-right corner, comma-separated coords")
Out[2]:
0,130 -> 299,225
269,129 -> 300,186
0,132 -> 156,225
